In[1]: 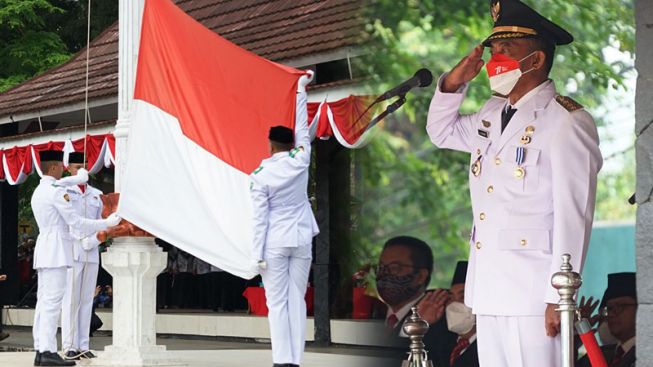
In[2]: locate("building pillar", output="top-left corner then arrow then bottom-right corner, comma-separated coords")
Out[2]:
0,183 -> 19,305
314,139 -> 333,345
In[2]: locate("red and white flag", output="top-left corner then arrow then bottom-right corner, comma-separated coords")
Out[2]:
118,0 -> 305,278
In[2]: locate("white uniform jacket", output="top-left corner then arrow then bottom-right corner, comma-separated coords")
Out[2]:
31,176 -> 109,269
426,77 -> 602,316
65,184 -> 104,264
250,93 -> 319,260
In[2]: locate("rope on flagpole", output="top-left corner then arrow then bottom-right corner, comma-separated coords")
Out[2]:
65,0 -> 94,359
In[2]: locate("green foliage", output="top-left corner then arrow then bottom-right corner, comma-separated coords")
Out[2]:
352,0 -> 635,287
595,150 -> 636,222
0,0 -> 118,92
17,174 -> 40,235
0,0 -> 69,92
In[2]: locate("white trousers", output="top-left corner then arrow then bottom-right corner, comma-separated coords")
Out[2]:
33,267 -> 67,353
477,315 -> 561,367
260,244 -> 312,365
62,261 -> 99,352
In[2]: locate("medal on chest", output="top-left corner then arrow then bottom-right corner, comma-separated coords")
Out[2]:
471,156 -> 482,177
514,126 -> 535,179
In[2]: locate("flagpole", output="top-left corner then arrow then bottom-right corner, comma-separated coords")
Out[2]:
114,0 -> 144,191
97,0 -> 173,366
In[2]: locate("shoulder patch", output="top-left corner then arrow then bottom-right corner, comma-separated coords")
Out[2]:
289,147 -> 300,158
252,166 -> 264,175
555,95 -> 584,112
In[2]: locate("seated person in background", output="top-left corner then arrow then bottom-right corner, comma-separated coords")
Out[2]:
93,285 -> 113,309
444,261 -> 478,367
577,272 -> 636,367
0,273 -> 8,342
377,236 -> 457,366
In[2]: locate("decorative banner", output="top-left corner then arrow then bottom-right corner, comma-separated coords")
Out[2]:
307,95 -> 377,148
0,135 -> 115,185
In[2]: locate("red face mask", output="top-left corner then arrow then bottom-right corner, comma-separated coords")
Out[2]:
485,52 -> 536,95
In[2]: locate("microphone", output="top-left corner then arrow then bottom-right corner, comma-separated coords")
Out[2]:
377,68 -> 434,102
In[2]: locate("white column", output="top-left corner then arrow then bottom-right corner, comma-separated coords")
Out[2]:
114,0 -> 144,191
95,1 -> 180,365
93,238 -> 174,366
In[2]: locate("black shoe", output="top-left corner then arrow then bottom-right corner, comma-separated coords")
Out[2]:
0,331 -> 9,341
64,350 -> 80,360
38,351 -> 76,366
34,352 -> 41,366
80,350 -> 97,359
272,364 -> 288,367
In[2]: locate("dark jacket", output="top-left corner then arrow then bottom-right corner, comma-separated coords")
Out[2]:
452,340 -> 479,367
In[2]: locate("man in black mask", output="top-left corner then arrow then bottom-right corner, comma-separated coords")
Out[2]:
376,236 -> 457,366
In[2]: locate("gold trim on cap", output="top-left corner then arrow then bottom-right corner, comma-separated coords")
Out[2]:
492,26 -> 538,35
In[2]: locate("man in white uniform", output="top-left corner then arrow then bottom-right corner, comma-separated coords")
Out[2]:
425,0 -> 602,366
31,150 -> 120,366
250,71 -> 318,367
59,152 -> 104,360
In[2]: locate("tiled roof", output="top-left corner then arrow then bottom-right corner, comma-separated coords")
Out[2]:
0,0 -> 362,119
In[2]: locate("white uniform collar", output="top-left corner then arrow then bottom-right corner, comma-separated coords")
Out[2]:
41,175 -> 56,183
507,79 -> 553,110
271,151 -> 289,159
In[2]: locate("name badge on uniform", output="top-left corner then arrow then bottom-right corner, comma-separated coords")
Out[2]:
477,129 -> 489,138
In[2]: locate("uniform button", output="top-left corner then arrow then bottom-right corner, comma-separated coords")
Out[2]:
495,157 -> 501,165
520,239 -> 527,246
475,241 -> 482,249
476,148 -> 481,155
479,213 -> 486,220
487,185 -> 494,193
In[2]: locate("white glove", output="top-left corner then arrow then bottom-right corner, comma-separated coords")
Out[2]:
81,237 -> 95,251
258,260 -> 267,271
249,259 -> 267,274
297,70 -> 314,93
104,213 -> 122,227
56,168 -> 89,186
76,168 -> 89,184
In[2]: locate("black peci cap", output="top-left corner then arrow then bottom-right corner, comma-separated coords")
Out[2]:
269,126 -> 294,145
600,272 -> 637,308
68,152 -> 85,164
39,150 -> 64,162
483,0 -> 573,47
451,261 -> 468,286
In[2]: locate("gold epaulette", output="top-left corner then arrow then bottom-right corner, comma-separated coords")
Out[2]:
555,95 -> 584,112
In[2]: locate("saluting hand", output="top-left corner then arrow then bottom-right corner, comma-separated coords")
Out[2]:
578,296 -> 601,327
442,45 -> 485,93
416,288 -> 451,325
545,303 -> 561,337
